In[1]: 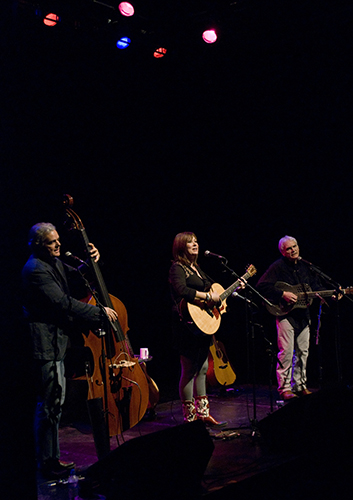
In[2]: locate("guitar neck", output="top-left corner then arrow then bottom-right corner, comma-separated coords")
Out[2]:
220,273 -> 249,301
299,289 -> 340,299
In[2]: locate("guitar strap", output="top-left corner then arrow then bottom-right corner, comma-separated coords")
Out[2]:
173,262 -> 215,334
177,262 -> 215,291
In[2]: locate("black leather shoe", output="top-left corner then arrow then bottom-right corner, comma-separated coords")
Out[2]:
41,459 -> 75,479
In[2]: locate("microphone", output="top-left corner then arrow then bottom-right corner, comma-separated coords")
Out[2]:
204,250 -> 227,261
65,251 -> 89,267
298,256 -> 313,266
232,291 -> 251,303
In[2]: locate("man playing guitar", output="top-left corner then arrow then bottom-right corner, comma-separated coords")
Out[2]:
256,236 -> 323,401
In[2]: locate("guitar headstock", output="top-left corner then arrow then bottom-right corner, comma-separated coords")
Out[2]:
246,264 -> 257,277
344,287 -> 353,295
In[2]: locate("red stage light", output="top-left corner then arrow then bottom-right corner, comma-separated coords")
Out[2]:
202,29 -> 217,44
118,2 -> 135,17
153,47 -> 167,59
43,13 -> 60,27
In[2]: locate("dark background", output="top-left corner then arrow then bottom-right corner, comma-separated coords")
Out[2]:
2,2 -> 353,496
2,0 -> 353,420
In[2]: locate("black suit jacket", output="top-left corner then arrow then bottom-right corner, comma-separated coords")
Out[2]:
22,255 -> 102,361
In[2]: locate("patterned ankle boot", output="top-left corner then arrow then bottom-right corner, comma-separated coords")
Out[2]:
195,395 -> 227,427
181,400 -> 197,423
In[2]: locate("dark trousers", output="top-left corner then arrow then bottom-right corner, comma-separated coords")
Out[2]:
34,359 -> 66,467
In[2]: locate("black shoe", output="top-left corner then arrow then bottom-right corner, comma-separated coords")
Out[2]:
41,459 -> 75,480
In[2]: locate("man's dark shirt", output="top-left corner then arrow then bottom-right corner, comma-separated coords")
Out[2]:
257,256 -> 323,329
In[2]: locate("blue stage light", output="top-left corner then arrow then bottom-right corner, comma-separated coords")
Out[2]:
116,37 -> 131,49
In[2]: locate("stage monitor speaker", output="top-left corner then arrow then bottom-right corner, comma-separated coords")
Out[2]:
81,420 -> 214,500
258,385 -> 353,455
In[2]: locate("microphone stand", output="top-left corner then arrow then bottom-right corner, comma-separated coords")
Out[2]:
263,334 -> 283,413
74,266 -> 114,459
315,299 -> 324,389
301,260 -> 352,386
219,260 -> 275,438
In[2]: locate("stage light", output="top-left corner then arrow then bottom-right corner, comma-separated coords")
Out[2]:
43,13 -> 60,27
202,29 -> 217,44
119,2 -> 135,17
153,47 -> 167,59
116,37 -> 131,49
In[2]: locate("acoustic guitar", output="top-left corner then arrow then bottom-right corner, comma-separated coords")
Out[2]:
265,281 -> 352,316
207,335 -> 236,387
184,264 -> 257,335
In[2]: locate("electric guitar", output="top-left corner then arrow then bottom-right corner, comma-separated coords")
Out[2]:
265,281 -> 352,316
183,264 -> 257,335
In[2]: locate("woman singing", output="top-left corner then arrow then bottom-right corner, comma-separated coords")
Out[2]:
168,232 -> 227,427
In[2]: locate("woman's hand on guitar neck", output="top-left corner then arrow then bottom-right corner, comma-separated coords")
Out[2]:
104,307 -> 119,322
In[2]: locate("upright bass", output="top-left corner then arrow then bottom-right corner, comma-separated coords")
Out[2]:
63,194 -> 150,438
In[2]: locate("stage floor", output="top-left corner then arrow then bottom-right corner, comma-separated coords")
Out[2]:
37,383 -> 353,500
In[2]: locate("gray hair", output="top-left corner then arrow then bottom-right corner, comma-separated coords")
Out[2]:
278,235 -> 297,254
28,222 -> 57,253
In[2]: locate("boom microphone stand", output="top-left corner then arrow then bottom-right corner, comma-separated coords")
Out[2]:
263,333 -> 283,413
72,264 -> 114,459
299,257 -> 353,386
217,258 -> 274,438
